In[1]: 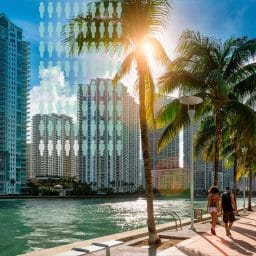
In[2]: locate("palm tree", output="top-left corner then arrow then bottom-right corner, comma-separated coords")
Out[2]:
65,1 -> 171,244
157,31 -> 256,186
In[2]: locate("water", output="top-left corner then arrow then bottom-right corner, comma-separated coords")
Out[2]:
0,197 -> 253,256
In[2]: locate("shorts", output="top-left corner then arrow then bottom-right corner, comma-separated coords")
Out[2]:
209,207 -> 218,213
223,211 -> 235,223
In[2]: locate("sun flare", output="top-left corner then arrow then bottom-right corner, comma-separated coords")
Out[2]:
142,42 -> 154,59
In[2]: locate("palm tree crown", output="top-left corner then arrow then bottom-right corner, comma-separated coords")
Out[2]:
157,30 -> 256,186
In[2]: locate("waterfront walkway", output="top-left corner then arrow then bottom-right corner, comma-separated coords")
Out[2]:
21,208 -> 256,256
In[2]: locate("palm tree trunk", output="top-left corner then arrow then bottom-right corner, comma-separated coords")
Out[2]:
247,168 -> 253,211
137,58 -> 160,245
214,102 -> 221,186
233,152 -> 238,211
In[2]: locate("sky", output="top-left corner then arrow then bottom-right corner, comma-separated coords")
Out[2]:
1,0 -> 256,155
1,0 -> 256,87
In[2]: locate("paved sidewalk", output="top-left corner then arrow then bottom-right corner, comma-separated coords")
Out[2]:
84,210 -> 256,256
172,210 -> 256,256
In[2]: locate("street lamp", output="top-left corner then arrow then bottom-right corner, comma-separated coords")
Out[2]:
180,96 -> 203,230
242,148 -> 247,213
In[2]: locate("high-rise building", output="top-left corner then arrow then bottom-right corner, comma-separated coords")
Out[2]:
32,114 -> 77,178
0,14 -> 29,194
149,96 -> 180,170
183,123 -> 233,193
152,168 -> 189,195
77,78 -> 141,192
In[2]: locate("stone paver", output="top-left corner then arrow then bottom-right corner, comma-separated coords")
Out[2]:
175,210 -> 256,256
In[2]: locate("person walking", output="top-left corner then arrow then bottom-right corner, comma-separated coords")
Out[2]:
207,186 -> 220,235
220,187 -> 237,236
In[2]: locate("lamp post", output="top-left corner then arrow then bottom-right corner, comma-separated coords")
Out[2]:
242,148 -> 247,213
180,96 -> 203,230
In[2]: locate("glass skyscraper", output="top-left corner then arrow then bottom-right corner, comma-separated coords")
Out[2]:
0,14 -> 29,194
77,78 -> 141,192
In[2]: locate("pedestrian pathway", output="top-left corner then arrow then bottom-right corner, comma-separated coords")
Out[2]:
82,209 -> 256,256
21,208 -> 256,256
168,210 -> 256,256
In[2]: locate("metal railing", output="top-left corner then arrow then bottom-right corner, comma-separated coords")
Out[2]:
156,210 -> 182,230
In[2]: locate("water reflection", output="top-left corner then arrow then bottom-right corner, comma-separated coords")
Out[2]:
0,197 -> 254,256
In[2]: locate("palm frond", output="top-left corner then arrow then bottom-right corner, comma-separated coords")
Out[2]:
158,70 -> 204,95
146,37 -> 171,66
224,37 -> 256,77
157,104 -> 189,152
113,50 -> 136,84
155,98 -> 180,129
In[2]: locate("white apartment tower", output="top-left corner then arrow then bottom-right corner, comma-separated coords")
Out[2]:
77,78 -> 141,192
32,114 -> 77,178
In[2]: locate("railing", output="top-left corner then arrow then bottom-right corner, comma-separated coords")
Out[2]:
156,210 -> 182,230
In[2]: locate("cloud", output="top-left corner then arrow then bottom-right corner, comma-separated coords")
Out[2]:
29,67 -> 77,141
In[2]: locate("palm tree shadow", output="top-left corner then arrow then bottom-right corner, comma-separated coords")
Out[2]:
219,237 -> 253,256
232,226 -> 256,241
231,238 -> 256,253
239,222 -> 256,228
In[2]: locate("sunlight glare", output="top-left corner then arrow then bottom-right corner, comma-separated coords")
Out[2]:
142,42 -> 154,60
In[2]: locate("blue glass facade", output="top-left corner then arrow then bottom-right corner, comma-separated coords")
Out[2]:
0,14 -> 29,194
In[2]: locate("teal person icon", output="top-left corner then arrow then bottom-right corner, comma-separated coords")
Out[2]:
48,42 -> 53,58
39,119 -> 45,137
116,22 -> 122,39
73,2 -> 79,17
99,2 -> 105,18
39,41 -> 45,58
39,2 -> 45,19
65,120 -> 70,136
108,21 -> 113,38
74,21 -> 79,38
116,2 -> 122,18
65,2 -> 70,18
48,61 -> 53,68
39,61 -> 44,74
56,22 -> 62,38
90,22 -> 96,38
56,120 -> 62,137
73,60 -> 79,78
90,2 -> 96,18
39,21 -> 44,38
82,20 -> 87,38
108,2 -> 113,18
56,1 -> 62,18
47,2 -> 53,18
56,41 -> 62,58
48,22 -> 53,38
99,22 -> 105,39
47,120 -> 53,137
39,100 -> 45,114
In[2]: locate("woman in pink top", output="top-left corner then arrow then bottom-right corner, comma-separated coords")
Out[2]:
207,186 -> 220,235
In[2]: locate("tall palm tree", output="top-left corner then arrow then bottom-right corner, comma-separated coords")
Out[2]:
157,31 -> 256,186
65,0 -> 171,244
